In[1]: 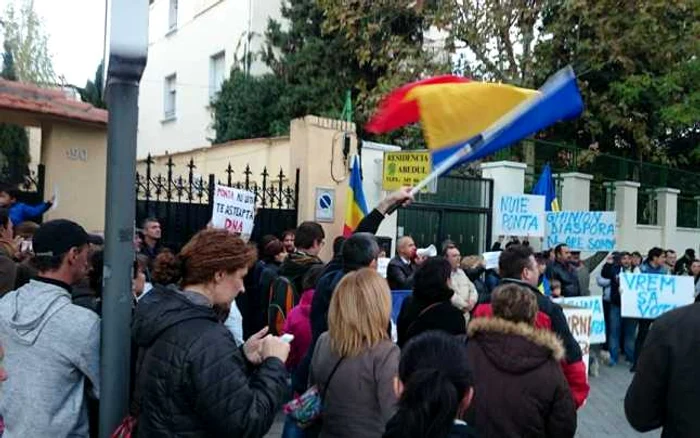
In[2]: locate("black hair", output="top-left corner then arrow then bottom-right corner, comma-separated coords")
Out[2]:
32,253 -> 67,273
685,248 -> 696,258
441,239 -> 456,255
648,247 -> 664,262
0,183 -> 18,200
498,244 -> 535,280
89,251 -> 104,296
302,264 -> 325,291
619,251 -> 631,258
534,252 -> 548,265
554,243 -> 568,256
413,257 -> 453,303
665,249 -> 676,256
0,207 -> 9,229
632,251 -> 642,258
294,221 -> 325,250
333,236 -> 346,256
258,234 -> 284,264
342,232 -> 379,270
390,331 -> 473,438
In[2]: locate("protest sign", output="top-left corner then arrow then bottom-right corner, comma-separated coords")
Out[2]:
494,194 -> 545,237
211,185 -> 256,235
545,211 -> 616,251
482,251 -> 501,270
554,296 -> 606,344
382,151 -> 436,193
620,273 -> 694,319
377,257 -> 391,278
560,305 -> 592,378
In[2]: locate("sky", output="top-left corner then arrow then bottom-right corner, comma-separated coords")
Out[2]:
0,0 -> 107,86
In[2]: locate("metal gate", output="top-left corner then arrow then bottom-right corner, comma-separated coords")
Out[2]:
398,175 -> 493,256
135,156 -> 298,250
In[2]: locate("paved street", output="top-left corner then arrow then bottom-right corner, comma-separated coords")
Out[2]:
265,360 -> 661,438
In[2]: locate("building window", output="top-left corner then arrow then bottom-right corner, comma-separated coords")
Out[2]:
164,74 -> 177,119
168,0 -> 178,30
209,51 -> 226,100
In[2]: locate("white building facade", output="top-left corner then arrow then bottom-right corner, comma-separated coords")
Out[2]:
138,0 -> 282,159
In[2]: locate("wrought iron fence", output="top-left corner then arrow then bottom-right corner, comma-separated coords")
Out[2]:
135,155 -> 299,249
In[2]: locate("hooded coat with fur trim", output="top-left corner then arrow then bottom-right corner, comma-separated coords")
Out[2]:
465,317 -> 577,438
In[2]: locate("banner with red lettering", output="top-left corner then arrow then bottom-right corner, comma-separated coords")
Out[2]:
211,185 -> 256,235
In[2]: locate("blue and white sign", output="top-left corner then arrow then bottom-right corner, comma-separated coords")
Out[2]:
545,211 -> 616,251
314,187 -> 335,223
620,273 -> 694,319
554,296 -> 606,344
494,194 -> 545,237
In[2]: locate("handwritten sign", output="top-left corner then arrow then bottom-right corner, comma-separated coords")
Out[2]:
211,185 -> 256,235
482,251 -> 501,270
561,305 -> 592,378
377,257 -> 391,278
382,151 -> 436,193
545,211 -> 616,251
554,296 -> 606,344
620,273 -> 694,319
494,194 -> 545,237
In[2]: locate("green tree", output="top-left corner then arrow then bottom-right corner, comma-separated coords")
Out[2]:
1,0 -> 56,85
211,70 -> 286,142
0,42 -> 30,184
535,0 -> 700,164
78,61 -> 105,109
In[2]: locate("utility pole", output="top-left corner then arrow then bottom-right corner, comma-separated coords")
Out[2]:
99,1 -> 148,437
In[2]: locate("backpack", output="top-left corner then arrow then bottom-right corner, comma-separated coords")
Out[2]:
268,276 -> 300,336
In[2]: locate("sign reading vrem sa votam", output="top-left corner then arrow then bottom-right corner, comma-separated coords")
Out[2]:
382,151 -> 434,193
494,194 -> 546,237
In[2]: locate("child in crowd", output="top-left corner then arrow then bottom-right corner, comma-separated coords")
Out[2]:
383,331 -> 477,438
550,279 -> 562,298
0,184 -> 54,226
283,265 -> 324,371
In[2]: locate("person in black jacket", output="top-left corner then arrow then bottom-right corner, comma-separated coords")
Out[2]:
397,257 -> 466,348
547,244 -> 580,297
601,251 -> 639,366
387,236 -> 423,290
132,229 -> 289,438
625,303 -> 700,437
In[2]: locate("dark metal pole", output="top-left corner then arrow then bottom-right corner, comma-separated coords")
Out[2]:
99,77 -> 140,438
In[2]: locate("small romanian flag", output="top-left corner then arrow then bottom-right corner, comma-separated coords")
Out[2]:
343,156 -> 368,237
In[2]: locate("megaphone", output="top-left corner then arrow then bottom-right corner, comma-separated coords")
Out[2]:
416,244 -> 437,258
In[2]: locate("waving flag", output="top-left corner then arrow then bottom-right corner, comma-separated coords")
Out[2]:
343,156 -> 369,237
532,163 -> 560,211
428,67 -> 584,173
366,75 -> 470,134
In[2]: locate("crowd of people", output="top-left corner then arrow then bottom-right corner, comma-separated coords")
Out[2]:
0,183 -> 699,437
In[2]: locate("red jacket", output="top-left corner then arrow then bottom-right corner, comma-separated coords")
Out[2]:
473,296 -> 589,408
283,289 -> 314,370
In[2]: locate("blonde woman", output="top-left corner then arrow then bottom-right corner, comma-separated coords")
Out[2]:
309,268 -> 399,438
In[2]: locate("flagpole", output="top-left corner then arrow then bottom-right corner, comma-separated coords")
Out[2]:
384,66 -> 577,215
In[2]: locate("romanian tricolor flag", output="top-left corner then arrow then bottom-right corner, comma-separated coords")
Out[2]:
343,156 -> 368,237
367,67 -> 584,176
532,163 -> 560,212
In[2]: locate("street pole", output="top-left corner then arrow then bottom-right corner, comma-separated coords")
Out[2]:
99,1 -> 147,436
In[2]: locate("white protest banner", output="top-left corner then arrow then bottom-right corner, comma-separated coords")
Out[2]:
211,185 -> 256,235
554,296 -> 606,344
560,305 -> 592,378
482,251 -> 501,270
377,257 -> 391,279
545,211 -> 616,251
494,194 -> 545,237
620,273 -> 694,319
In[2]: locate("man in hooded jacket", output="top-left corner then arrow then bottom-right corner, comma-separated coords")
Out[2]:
0,220 -> 100,437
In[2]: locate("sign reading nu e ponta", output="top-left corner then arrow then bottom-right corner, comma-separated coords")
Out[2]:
494,194 -> 545,237
620,273 -> 694,319
545,211 -> 616,251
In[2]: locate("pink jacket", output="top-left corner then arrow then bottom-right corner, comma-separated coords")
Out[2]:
283,289 -> 314,370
